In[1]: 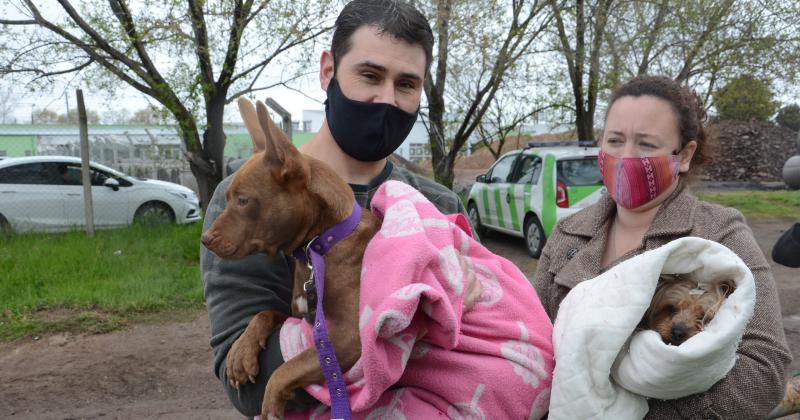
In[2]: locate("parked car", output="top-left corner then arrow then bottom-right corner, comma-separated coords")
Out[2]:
0,156 -> 200,233
467,141 -> 604,258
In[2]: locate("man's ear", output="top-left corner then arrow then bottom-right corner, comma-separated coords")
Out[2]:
678,140 -> 697,173
320,50 -> 335,92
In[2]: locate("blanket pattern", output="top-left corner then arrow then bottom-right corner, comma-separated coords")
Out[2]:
279,180 -> 554,419
549,236 -> 756,420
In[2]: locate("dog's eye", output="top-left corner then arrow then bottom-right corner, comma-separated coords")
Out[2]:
237,196 -> 249,206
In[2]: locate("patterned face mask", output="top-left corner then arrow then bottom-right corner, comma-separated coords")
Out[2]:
598,150 -> 681,209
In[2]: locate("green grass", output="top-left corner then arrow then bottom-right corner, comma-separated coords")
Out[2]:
697,190 -> 800,219
0,223 -> 204,341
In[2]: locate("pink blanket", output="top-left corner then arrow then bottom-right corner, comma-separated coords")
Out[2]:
279,180 -> 554,418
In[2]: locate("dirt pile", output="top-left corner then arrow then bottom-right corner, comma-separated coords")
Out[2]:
706,120 -> 799,182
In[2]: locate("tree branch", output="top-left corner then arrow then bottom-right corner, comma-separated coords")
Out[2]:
0,19 -> 36,25
3,58 -> 94,80
231,23 -> 333,87
108,0 -> 161,81
18,1 -> 155,96
217,0 -> 252,87
187,0 -> 215,99
52,0 -> 148,78
226,70 -> 318,102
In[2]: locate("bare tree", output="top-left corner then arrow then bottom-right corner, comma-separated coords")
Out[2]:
547,0 -> 800,139
1,0 -> 335,208
475,83 -> 554,160
419,0 -> 552,188
547,0 -> 614,142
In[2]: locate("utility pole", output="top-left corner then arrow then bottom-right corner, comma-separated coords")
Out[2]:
77,89 -> 95,237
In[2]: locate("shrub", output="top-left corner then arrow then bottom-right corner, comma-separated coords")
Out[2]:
713,75 -> 777,122
776,104 -> 800,132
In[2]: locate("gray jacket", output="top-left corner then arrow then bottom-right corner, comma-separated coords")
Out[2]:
201,161 -> 467,416
533,181 -> 792,419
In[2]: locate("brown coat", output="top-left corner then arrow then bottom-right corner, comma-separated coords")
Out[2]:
533,181 -> 792,419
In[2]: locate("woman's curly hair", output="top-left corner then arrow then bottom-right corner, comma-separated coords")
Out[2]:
604,75 -> 714,176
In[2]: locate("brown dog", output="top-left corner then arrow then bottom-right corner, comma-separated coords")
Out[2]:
642,274 -> 736,345
201,97 -> 381,418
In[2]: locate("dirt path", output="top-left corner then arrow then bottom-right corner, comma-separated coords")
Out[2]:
1,218 -> 798,419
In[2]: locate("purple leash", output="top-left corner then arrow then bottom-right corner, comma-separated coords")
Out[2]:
293,200 -> 361,420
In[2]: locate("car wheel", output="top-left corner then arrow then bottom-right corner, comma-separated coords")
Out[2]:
467,202 -> 487,238
0,214 -> 12,235
524,215 -> 546,258
134,202 -> 175,225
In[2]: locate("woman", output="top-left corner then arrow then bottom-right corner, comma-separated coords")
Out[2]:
533,75 -> 791,418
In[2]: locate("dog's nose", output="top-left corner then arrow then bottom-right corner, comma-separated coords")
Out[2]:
670,324 -> 688,344
201,231 -> 215,248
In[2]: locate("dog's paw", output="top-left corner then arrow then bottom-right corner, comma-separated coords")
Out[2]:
226,331 -> 263,389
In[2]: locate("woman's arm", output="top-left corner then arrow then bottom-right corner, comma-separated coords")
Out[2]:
532,225 -> 561,322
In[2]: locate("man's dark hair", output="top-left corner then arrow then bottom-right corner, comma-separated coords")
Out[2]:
331,0 -> 434,74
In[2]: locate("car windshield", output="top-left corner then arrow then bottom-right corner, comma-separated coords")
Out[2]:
557,157 -> 602,186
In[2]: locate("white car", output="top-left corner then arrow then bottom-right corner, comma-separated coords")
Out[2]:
0,156 -> 201,233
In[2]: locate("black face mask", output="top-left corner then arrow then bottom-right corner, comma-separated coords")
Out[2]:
325,77 -> 419,162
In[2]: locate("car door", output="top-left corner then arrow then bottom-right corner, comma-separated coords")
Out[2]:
59,163 -> 130,227
0,162 -> 67,232
88,165 -> 130,227
482,153 -> 518,229
508,154 -> 542,234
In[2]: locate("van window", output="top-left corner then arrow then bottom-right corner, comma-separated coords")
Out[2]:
489,154 -> 517,183
557,157 -> 602,186
511,155 -> 542,184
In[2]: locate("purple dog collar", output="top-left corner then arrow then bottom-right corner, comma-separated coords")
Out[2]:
293,199 -> 361,420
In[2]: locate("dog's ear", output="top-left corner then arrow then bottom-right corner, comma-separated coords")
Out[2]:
254,100 -> 308,185
237,97 -> 268,154
714,278 -> 736,298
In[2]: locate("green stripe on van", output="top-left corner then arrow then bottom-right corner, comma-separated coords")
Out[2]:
507,185 -> 519,231
541,155 -> 557,236
494,188 -> 505,227
568,185 -> 601,205
524,184 -> 532,213
482,187 -> 491,221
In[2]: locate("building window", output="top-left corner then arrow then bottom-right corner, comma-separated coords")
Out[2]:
407,143 -> 431,162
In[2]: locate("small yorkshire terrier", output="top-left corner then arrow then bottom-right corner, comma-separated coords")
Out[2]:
642,274 -> 736,346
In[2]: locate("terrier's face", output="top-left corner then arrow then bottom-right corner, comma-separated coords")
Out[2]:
644,275 -> 736,346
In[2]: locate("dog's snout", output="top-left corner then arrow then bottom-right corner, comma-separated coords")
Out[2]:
201,230 -> 216,248
670,324 -> 688,344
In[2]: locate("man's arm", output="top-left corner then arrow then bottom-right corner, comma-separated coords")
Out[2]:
201,175 -> 301,416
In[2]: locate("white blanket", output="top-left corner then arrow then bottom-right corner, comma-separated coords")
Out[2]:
548,237 -> 755,419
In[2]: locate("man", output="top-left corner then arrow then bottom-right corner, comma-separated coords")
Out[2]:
201,0 -> 468,415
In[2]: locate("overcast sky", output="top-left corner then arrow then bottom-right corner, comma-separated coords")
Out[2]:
0,0 -> 330,125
